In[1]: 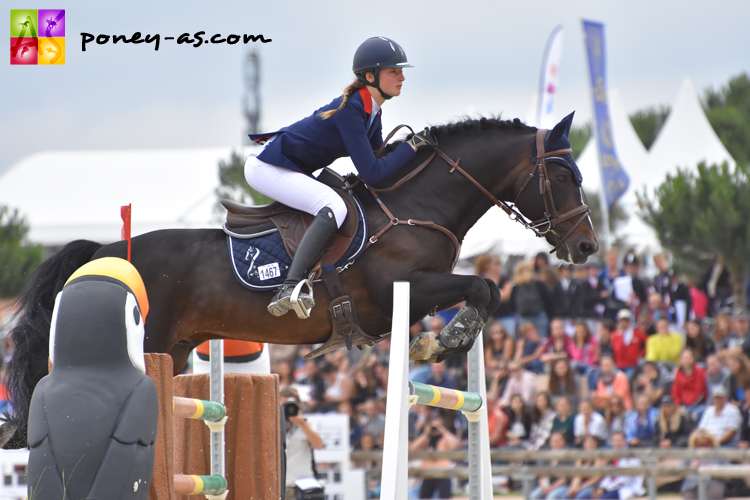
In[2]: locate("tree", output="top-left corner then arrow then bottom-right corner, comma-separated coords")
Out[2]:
583,189 -> 629,247
0,207 -> 43,298
629,105 -> 671,150
569,123 -> 591,160
704,72 -> 750,167
638,161 -> 750,304
214,151 -> 274,215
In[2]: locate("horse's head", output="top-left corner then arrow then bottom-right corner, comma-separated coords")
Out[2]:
512,112 -> 598,264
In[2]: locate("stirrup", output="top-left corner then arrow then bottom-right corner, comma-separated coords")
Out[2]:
290,278 -> 314,319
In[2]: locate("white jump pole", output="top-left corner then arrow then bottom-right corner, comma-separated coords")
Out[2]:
381,281 -> 492,500
381,282 -> 412,495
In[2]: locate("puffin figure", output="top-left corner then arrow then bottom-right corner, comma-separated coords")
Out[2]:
27,257 -> 158,500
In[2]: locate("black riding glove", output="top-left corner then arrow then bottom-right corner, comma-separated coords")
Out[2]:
408,128 -> 437,150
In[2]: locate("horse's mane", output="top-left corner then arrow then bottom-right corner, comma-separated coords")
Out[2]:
383,116 -> 537,153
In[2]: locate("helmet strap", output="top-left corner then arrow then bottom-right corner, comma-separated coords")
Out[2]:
357,68 -> 393,101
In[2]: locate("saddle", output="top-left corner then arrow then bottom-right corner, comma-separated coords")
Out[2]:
222,168 -> 386,358
222,169 -> 359,271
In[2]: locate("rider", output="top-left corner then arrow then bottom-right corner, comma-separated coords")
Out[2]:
246,36 -> 436,318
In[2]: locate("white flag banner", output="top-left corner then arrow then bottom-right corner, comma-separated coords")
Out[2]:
537,25 -> 564,129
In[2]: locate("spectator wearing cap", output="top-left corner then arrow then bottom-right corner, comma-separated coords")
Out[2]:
645,317 -> 683,367
671,349 -> 708,411
610,309 -> 648,379
697,386 -> 742,446
655,396 -> 693,448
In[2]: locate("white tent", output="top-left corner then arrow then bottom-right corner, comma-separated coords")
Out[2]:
0,147 -> 244,246
576,88 -> 657,250
646,77 -> 735,194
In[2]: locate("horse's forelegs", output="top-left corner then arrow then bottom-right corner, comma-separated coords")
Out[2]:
406,272 -> 499,363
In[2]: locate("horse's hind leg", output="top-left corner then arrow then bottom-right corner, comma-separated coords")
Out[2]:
405,272 -> 499,363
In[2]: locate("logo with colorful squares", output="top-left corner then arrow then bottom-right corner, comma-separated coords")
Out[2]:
10,9 -> 65,65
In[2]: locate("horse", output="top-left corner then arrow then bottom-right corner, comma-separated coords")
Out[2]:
3,113 -> 598,448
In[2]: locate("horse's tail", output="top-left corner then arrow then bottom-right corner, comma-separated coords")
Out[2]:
2,239 -> 102,449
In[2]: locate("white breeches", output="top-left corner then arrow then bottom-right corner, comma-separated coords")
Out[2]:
244,154 -> 347,228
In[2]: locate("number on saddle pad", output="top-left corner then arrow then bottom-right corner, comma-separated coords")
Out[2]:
258,263 -> 281,281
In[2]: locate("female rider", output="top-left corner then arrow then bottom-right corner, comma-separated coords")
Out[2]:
246,36 -> 435,317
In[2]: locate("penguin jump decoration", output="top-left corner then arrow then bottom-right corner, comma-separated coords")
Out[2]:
27,257 -> 158,500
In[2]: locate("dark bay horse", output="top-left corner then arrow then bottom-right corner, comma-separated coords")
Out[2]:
4,114 -> 597,448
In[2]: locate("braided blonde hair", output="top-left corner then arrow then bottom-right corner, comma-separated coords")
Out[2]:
318,79 -> 366,119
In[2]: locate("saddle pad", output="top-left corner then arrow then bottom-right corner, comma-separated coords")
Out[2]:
226,193 -> 368,291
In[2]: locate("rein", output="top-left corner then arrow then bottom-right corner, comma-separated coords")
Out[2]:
358,126 -> 591,262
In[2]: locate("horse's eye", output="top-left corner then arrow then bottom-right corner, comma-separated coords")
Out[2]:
557,175 -> 566,182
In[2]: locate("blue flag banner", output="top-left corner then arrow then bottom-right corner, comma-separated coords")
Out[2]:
583,20 -> 629,207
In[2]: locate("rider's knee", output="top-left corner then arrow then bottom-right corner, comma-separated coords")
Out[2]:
317,197 -> 347,229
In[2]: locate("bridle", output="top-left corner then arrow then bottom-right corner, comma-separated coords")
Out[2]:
511,129 -> 592,252
358,126 -> 592,264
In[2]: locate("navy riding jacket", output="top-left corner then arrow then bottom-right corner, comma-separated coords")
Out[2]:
248,87 -> 415,185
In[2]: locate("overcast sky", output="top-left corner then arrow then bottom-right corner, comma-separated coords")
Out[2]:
2,0 -> 748,180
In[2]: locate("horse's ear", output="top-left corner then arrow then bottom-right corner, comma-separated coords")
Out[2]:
548,111 -> 575,146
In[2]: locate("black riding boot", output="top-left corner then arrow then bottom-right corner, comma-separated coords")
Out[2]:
267,207 -> 338,317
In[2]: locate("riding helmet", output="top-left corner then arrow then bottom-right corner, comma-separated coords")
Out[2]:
352,37 -> 412,99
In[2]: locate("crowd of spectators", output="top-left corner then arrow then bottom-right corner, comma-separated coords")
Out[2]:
268,248 -> 750,498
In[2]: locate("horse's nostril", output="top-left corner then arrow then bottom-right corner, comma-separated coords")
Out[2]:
579,241 -> 595,255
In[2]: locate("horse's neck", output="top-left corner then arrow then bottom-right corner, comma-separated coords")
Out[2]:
390,132 -> 531,242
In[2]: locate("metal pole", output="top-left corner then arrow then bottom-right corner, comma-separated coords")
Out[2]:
209,339 -> 225,479
698,474 -> 708,500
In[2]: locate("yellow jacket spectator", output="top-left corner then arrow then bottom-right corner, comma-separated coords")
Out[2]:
645,318 -> 683,365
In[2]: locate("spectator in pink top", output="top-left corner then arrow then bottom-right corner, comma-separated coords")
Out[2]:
569,322 -> 600,374
499,361 -> 539,407
541,318 -> 574,364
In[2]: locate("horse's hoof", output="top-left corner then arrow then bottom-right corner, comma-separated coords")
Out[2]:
409,331 -> 440,361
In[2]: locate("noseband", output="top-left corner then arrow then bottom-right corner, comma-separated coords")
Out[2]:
362,126 -> 592,264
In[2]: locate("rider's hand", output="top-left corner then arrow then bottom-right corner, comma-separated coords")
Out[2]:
408,128 -> 437,151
